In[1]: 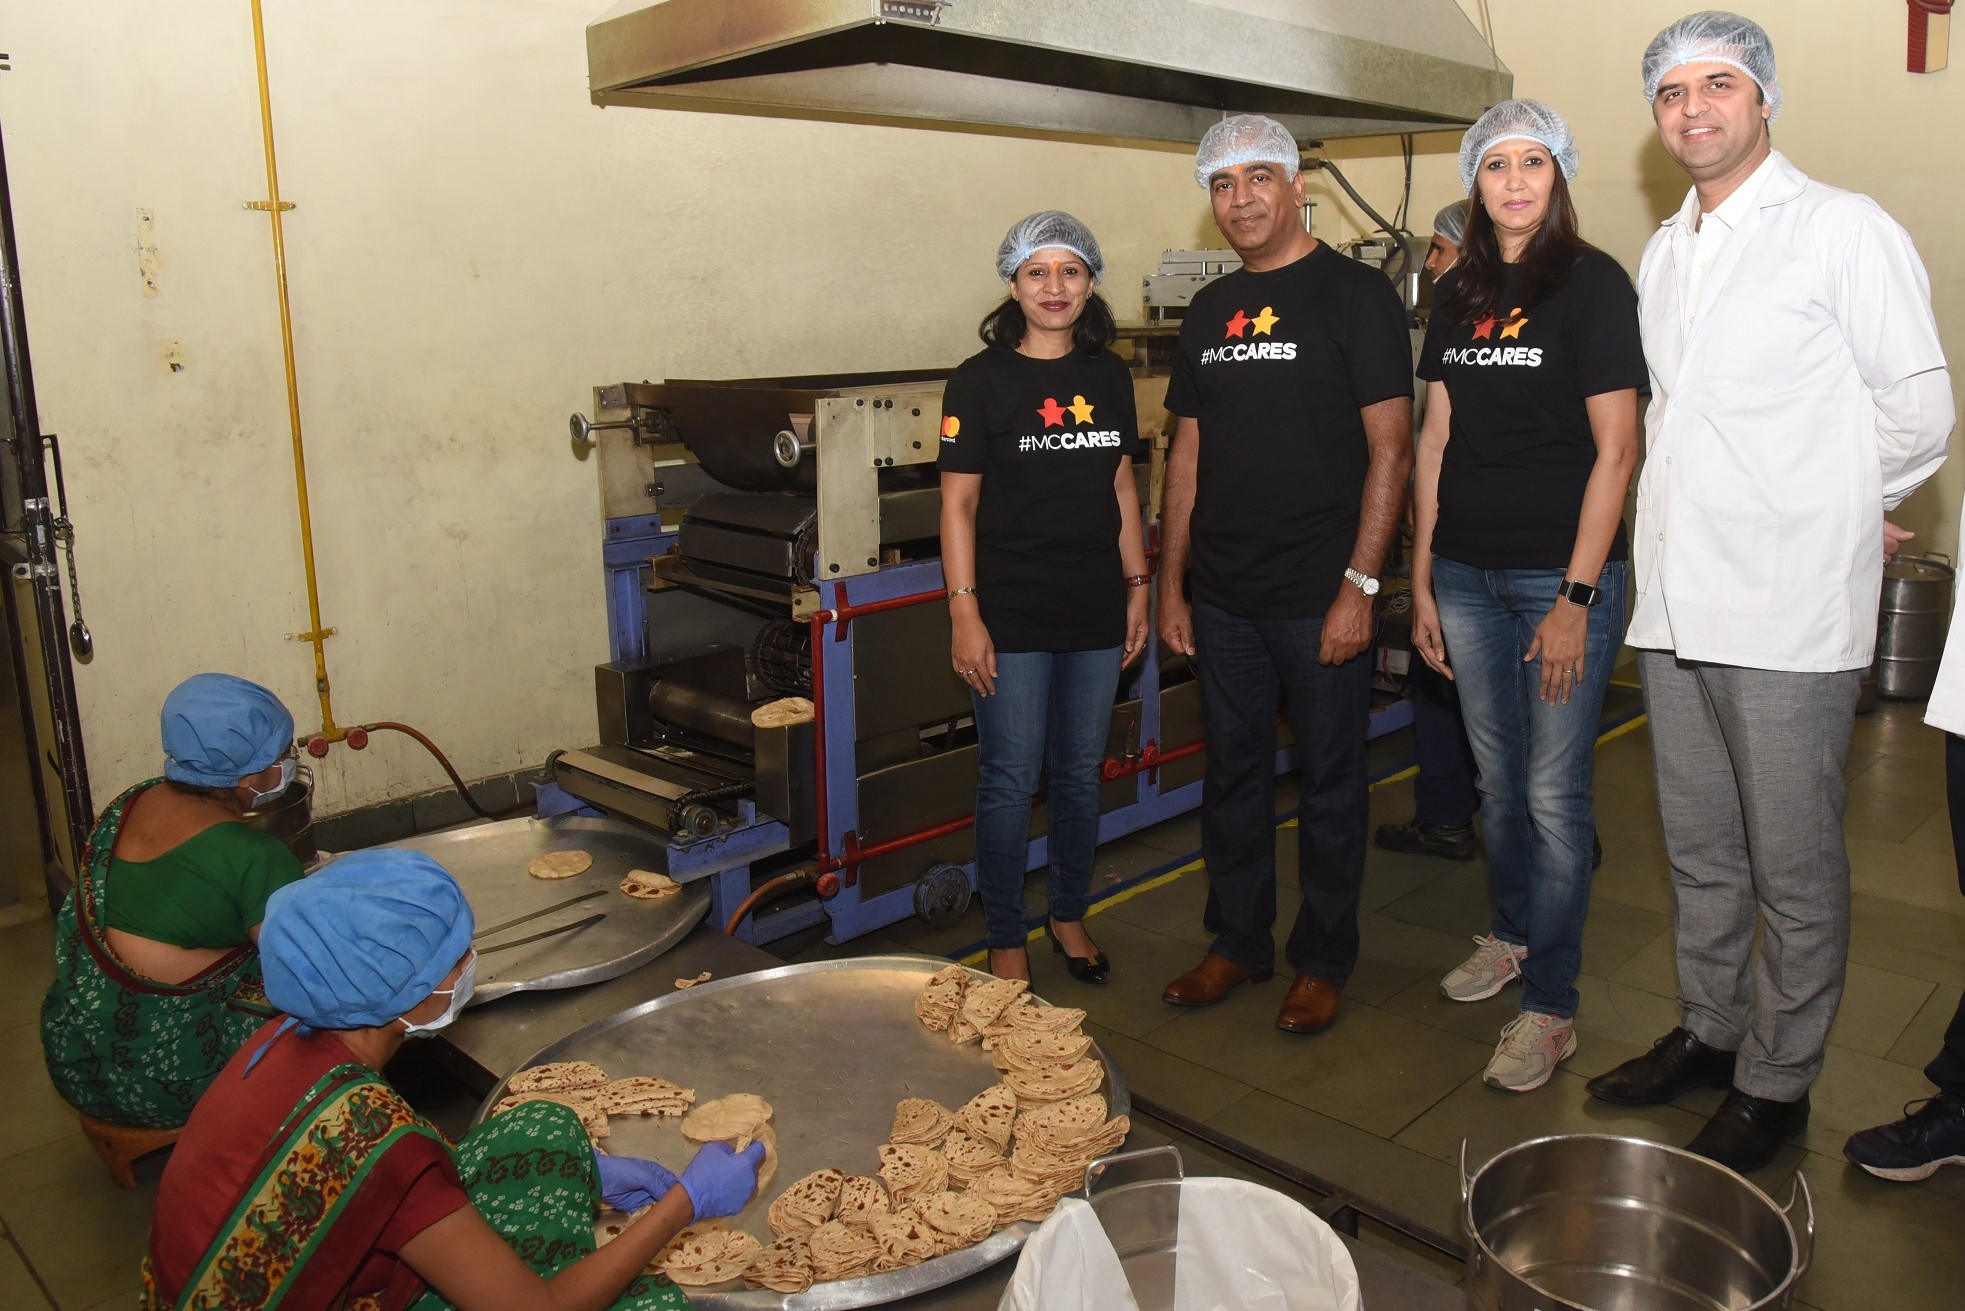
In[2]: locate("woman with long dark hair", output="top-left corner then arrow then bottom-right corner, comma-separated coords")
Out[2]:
1409,101 -> 1645,1091
938,210 -> 1151,984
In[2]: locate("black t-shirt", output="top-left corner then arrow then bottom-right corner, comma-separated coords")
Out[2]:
1417,248 -> 1646,569
1164,243 -> 1413,617
937,346 -> 1142,652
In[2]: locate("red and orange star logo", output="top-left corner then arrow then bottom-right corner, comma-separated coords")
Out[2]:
1067,395 -> 1095,425
1224,309 -> 1251,339
1472,316 -> 1498,340
1251,306 -> 1279,336
1499,307 -> 1529,339
1037,397 -> 1068,428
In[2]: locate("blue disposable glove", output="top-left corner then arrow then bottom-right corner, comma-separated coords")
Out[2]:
677,1140 -> 767,1221
593,1151 -> 681,1212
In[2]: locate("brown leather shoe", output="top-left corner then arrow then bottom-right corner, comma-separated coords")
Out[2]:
1275,975 -> 1341,1033
1161,953 -> 1273,1007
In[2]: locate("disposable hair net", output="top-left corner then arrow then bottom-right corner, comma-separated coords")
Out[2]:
161,672 -> 294,787
1457,99 -> 1580,195
1432,200 -> 1471,247
1641,11 -> 1781,120
1193,114 -> 1301,189
995,210 -> 1105,282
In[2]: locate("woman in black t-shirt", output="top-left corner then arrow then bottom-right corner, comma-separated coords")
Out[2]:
1410,101 -> 1645,1092
938,211 -> 1151,984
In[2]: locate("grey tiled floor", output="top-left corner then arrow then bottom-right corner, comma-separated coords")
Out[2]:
790,696 -> 1965,1311
3,699 -> 1962,1308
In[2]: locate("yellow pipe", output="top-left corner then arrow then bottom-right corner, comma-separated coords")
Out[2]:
248,0 -> 342,743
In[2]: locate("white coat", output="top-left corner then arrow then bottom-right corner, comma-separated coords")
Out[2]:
1630,152 -> 1952,673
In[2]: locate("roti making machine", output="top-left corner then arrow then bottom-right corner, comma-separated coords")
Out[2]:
555,368 -> 1410,946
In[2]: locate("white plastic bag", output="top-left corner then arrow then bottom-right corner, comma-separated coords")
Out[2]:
998,1178 -> 1362,1311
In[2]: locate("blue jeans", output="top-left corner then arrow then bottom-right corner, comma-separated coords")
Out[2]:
1192,600 -> 1371,983
1431,558 -> 1628,1018
970,647 -> 1124,949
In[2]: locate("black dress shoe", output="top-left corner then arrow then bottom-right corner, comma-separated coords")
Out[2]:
1048,919 -> 1110,984
1686,1088 -> 1810,1173
1373,818 -> 1478,861
1586,1027 -> 1737,1106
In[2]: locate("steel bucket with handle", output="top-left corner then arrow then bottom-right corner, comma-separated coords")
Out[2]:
1461,1135 -> 1813,1311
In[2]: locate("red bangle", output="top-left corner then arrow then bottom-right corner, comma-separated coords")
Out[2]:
1125,575 -> 1151,587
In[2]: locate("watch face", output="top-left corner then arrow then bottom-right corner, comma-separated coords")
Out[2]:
1364,578 -> 1380,596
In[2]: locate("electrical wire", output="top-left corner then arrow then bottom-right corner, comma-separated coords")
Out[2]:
1308,157 -> 1412,287
359,721 -> 532,820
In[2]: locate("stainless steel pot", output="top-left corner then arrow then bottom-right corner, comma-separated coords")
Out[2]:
1879,553 -> 1954,701
1083,1146 -> 1184,1310
1461,1135 -> 1812,1311
243,764 -> 317,865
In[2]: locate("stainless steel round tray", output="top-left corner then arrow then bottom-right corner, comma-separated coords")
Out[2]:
381,815 -> 710,1005
474,954 -> 1131,1309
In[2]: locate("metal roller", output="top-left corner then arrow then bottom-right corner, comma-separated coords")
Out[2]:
648,679 -> 756,750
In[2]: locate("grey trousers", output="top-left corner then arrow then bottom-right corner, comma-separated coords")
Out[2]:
1638,650 -> 1863,1101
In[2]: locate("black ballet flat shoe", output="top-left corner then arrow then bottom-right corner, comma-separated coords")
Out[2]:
1048,919 -> 1111,984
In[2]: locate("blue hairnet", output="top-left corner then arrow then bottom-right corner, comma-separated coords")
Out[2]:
259,849 -> 475,1030
1194,114 -> 1301,189
1458,99 -> 1580,195
995,210 -> 1105,283
1432,200 -> 1471,247
1643,11 -> 1781,121
161,673 -> 295,787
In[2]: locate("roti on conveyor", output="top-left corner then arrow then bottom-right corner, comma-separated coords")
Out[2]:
506,1060 -> 611,1094
527,849 -> 594,880
681,1092 -> 774,1151
619,868 -> 680,899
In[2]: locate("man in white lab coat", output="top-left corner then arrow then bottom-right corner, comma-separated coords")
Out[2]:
1584,12 -> 1955,1173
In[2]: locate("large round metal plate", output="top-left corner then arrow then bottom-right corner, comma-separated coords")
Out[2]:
380,815 -> 710,1004
474,955 -> 1130,1309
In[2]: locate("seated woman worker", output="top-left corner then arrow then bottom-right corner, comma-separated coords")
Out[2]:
143,849 -> 764,1311
41,672 -> 305,1127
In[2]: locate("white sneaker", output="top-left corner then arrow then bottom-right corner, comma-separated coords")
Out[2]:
1440,934 -> 1527,1002
1484,1011 -> 1577,1093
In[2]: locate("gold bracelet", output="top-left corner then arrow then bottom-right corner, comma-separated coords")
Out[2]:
947,586 -> 978,599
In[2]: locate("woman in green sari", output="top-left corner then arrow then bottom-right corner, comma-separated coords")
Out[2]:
41,672 -> 305,1127
145,849 -> 762,1311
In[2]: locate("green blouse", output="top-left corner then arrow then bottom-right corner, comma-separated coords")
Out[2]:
101,822 -> 304,949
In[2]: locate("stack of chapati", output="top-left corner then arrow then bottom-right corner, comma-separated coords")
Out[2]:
495,1060 -> 699,1146
746,1234 -> 817,1293
661,1225 -> 764,1287
890,1097 -> 956,1147
877,1142 -> 950,1206
806,1219 -> 882,1281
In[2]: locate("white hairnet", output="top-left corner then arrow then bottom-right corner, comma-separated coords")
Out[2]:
1432,200 -> 1471,247
1641,11 -> 1781,120
1193,114 -> 1301,189
995,210 -> 1105,283
1457,98 -> 1580,195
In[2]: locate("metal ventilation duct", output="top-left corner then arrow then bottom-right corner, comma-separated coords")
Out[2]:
586,0 -> 1512,144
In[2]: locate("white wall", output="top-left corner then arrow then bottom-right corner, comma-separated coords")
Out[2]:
5,0 -> 1959,814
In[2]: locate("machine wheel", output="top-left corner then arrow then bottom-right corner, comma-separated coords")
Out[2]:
913,863 -> 973,928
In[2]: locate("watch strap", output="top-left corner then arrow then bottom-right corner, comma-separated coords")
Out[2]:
1558,579 -> 1602,607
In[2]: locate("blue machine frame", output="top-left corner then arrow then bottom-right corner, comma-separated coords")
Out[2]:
588,510 -> 1412,946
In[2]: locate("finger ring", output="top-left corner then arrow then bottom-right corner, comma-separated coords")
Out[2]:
962,669 -> 976,676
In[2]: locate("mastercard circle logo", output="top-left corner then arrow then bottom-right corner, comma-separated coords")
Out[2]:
942,415 -> 960,438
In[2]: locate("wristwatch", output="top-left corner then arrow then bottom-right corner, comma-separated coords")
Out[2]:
1344,568 -> 1381,597
1557,578 -> 1603,607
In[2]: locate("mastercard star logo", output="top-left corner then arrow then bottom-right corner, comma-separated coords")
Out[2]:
1472,307 -> 1529,340
941,415 -> 960,438
1224,306 -> 1281,339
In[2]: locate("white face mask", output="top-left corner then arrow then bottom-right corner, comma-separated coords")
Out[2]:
246,755 -> 298,809
398,954 -> 477,1038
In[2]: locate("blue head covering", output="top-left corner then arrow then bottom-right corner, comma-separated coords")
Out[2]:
161,673 -> 294,787
259,849 -> 475,1030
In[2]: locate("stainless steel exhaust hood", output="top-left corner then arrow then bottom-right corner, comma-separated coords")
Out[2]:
587,0 -> 1512,144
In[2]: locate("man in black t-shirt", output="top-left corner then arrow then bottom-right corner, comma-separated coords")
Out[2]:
1158,115 -> 1414,1034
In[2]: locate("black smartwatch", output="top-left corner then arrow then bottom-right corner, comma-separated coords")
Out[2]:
1557,578 -> 1603,607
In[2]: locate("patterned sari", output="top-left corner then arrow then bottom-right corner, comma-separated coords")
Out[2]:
39,779 -> 276,1127
144,1075 -> 688,1311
